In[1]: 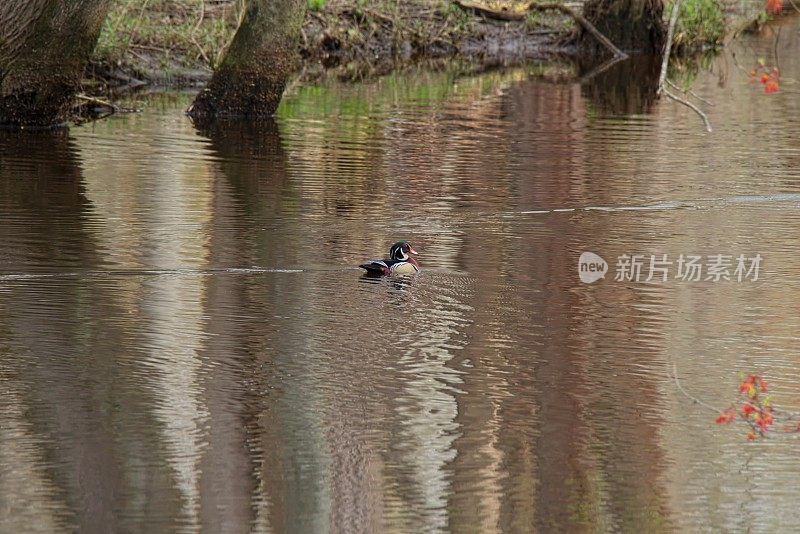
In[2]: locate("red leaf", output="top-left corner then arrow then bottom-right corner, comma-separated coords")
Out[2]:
767,0 -> 783,14
765,80 -> 779,94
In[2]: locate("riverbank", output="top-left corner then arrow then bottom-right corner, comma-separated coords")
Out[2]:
86,0 -> 775,90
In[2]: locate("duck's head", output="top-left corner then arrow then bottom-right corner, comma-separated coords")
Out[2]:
390,241 -> 418,261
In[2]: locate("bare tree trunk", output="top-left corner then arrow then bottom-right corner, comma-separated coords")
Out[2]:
580,0 -> 666,55
0,1 -> 110,129
188,0 -> 306,119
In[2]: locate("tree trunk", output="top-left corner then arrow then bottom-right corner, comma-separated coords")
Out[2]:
188,0 -> 306,119
580,0 -> 666,55
0,1 -> 110,129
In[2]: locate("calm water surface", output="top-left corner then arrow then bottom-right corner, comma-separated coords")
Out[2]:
3,20 -> 800,533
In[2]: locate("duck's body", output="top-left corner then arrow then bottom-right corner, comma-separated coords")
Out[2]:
360,257 -> 420,276
360,242 -> 420,276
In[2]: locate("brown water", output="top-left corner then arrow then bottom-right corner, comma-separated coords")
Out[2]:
3,21 -> 800,533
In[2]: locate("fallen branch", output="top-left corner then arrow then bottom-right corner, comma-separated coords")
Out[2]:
664,89 -> 712,132
665,79 -> 713,106
452,0 -> 627,59
74,95 -> 141,117
671,363 -> 723,414
658,1 -> 714,133
75,94 -> 120,113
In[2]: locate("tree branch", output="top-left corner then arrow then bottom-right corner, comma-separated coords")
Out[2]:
452,0 -> 627,59
670,363 -> 724,414
664,88 -> 712,132
658,0 -> 682,94
665,79 -> 713,106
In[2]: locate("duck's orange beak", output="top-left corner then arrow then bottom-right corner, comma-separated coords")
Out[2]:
409,246 -> 418,255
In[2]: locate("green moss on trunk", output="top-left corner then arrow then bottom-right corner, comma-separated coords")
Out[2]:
188,0 -> 306,118
0,1 -> 111,129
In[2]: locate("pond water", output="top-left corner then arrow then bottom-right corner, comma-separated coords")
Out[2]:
3,19 -> 800,533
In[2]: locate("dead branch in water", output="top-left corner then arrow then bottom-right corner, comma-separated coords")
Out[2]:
670,363 -> 724,414
452,0 -> 627,59
75,94 -> 121,113
664,89 -> 712,132
72,94 -> 141,124
657,1 -> 714,132
665,79 -> 713,106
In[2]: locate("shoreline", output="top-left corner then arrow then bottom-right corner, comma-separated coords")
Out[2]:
85,0 -> 776,92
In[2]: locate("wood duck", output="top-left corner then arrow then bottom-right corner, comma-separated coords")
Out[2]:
360,241 -> 420,276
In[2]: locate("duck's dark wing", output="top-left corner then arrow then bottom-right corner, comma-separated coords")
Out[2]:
359,260 -> 392,275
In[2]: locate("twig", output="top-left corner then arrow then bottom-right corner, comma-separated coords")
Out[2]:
74,95 -> 141,115
342,6 -> 397,27
658,0 -> 682,94
75,94 -> 120,112
362,7 -> 396,26
432,14 -> 451,43
300,27 -> 309,50
110,0 -> 137,37
193,0 -> 206,33
672,363 -> 800,437
190,1 -> 211,65
122,0 -> 152,57
452,0 -> 627,59
671,363 -> 724,414
129,43 -> 170,52
190,35 -> 211,65
743,399 -> 800,420
364,7 -> 428,44
664,89 -> 713,132
665,79 -> 713,106
126,48 -> 149,63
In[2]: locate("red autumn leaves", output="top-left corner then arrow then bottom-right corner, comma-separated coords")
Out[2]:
763,72 -> 779,94
766,0 -> 783,14
715,407 -> 736,425
750,60 -> 780,94
716,374 -> 775,440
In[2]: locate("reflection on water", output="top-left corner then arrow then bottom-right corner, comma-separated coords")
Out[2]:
580,54 -> 661,115
3,20 -> 800,532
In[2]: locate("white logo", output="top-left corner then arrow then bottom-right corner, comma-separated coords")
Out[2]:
578,251 -> 762,283
578,252 -> 608,284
